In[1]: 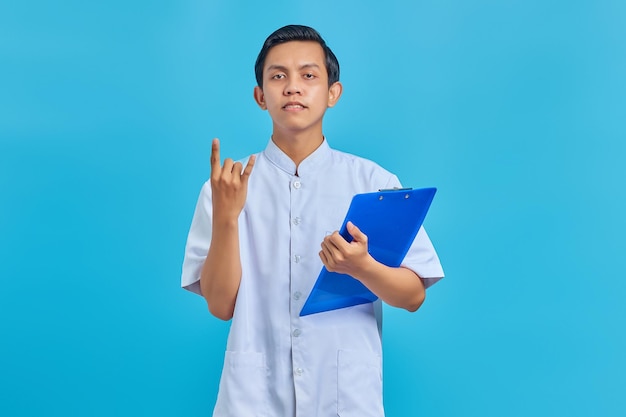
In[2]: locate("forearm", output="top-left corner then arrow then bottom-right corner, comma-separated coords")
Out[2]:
198,139 -> 255,320
200,218 -> 242,320
353,256 -> 426,312
320,222 -> 427,312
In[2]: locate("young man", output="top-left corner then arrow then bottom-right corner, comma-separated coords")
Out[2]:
182,25 -> 443,417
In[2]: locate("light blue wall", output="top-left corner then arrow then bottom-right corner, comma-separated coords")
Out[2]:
1,1 -> 625,416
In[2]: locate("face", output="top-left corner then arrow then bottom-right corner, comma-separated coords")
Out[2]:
254,41 -> 342,137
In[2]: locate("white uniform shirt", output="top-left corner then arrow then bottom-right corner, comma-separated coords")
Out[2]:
182,139 -> 444,417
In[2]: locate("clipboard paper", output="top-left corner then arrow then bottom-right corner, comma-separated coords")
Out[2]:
300,187 -> 437,316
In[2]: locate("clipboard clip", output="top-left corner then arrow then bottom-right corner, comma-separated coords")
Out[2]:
378,187 -> 413,192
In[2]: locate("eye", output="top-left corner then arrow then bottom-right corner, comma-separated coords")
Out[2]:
272,73 -> 285,80
303,73 -> 316,80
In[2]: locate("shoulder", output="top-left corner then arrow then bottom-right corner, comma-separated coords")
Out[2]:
328,148 -> 399,186
329,148 -> 387,170
236,151 -> 263,166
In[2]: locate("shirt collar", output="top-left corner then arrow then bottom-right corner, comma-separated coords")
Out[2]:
263,138 -> 332,177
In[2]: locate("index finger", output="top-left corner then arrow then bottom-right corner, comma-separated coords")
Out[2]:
211,138 -> 221,173
327,231 -> 348,250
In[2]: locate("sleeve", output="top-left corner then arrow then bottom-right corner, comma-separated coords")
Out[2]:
383,174 -> 444,289
401,227 -> 444,289
181,181 -> 213,296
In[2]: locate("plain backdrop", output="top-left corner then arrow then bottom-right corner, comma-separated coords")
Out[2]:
1,1 -> 625,416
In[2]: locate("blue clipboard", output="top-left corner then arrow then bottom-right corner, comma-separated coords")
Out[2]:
300,187 -> 437,316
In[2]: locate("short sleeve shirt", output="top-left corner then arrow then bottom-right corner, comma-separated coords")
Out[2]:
182,139 -> 444,417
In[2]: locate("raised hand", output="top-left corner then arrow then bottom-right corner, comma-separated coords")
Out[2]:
210,138 -> 256,222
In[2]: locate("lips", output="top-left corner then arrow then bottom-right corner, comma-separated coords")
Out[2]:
282,101 -> 306,110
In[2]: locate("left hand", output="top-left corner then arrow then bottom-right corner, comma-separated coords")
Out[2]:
319,221 -> 373,277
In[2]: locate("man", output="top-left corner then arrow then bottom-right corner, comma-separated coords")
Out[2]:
182,25 -> 444,416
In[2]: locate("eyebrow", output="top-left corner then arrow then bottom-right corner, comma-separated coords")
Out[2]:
266,63 -> 321,72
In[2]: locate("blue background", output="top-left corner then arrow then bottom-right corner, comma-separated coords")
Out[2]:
2,1 -> 625,416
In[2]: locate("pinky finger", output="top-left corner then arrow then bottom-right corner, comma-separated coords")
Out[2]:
319,250 -> 327,265
319,250 -> 333,271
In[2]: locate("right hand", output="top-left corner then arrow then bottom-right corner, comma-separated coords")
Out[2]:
210,138 -> 256,222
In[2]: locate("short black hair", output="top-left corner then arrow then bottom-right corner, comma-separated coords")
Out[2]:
254,25 -> 340,88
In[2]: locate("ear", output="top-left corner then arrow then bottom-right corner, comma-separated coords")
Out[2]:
327,82 -> 343,108
253,86 -> 267,110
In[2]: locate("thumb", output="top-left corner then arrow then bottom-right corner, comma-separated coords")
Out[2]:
347,221 -> 367,243
241,155 -> 256,187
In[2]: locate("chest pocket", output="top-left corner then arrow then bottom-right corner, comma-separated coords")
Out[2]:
337,349 -> 384,417
213,351 -> 269,417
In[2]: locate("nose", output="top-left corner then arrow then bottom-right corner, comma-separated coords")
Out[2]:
284,79 -> 301,95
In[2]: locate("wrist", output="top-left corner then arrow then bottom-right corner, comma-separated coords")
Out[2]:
212,216 -> 239,230
353,254 -> 379,283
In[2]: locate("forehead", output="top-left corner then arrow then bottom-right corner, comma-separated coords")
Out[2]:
264,41 -> 326,70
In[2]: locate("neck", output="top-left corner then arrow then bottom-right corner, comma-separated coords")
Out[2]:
271,129 -> 324,168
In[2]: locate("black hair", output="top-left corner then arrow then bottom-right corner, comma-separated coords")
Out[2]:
254,25 -> 340,88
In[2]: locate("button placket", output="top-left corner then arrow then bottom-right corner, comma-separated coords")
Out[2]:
289,175 -> 307,393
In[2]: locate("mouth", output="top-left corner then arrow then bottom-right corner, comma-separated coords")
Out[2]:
282,102 -> 307,110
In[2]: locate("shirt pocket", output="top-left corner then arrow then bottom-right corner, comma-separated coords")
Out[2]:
337,349 -> 384,417
213,351 -> 269,417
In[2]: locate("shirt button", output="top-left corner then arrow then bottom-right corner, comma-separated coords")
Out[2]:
295,368 -> 304,376
293,291 -> 302,300
294,255 -> 301,263
293,181 -> 301,189
292,217 -> 301,225
292,329 -> 301,337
